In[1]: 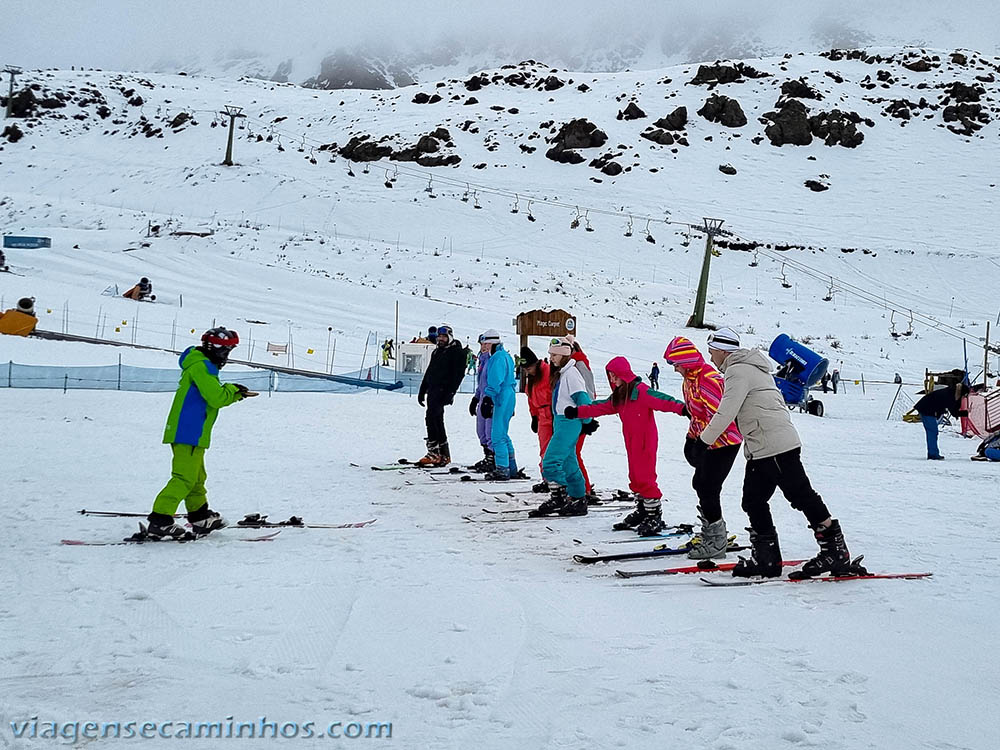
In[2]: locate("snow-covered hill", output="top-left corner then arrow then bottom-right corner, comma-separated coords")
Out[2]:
2,48 -> 999,750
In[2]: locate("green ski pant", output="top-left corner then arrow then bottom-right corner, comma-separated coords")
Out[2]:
153,444 -> 209,515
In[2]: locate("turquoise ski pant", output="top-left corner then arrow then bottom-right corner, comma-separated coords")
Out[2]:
490,392 -> 518,474
542,415 -> 585,498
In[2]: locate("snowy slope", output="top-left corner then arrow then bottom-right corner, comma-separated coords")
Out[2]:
1,49 -> 999,749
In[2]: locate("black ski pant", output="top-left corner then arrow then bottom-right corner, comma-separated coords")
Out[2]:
741,447 -> 830,535
425,391 -> 451,449
684,439 -> 740,524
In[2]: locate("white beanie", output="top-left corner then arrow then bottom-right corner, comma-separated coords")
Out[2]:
481,329 -> 501,344
707,327 -> 741,352
548,336 -> 573,357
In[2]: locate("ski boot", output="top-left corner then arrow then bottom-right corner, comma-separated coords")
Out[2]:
634,503 -> 666,537
585,491 -> 603,505
788,519 -> 860,579
529,486 -> 567,517
732,528 -> 782,578
483,467 -> 511,481
612,495 -> 646,531
532,480 -> 550,494
511,468 -> 529,480
687,511 -> 729,560
436,441 -> 452,467
471,447 -> 495,472
416,440 -> 442,467
557,496 -> 588,516
144,512 -> 191,541
187,505 -> 228,536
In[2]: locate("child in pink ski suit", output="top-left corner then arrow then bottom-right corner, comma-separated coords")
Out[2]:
565,356 -> 685,536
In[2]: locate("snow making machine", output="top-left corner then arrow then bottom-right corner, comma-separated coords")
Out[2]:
769,334 -> 828,417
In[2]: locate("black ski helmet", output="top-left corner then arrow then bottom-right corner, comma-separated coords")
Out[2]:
200,327 -> 239,366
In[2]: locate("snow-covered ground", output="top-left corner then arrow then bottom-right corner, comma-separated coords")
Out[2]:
2,49 -> 999,748
1,386 -> 997,749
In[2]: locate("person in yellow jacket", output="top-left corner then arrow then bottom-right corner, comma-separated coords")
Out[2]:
143,327 -> 257,540
0,297 -> 38,336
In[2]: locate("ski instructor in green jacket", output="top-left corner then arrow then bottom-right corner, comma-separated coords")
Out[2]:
144,327 -> 257,540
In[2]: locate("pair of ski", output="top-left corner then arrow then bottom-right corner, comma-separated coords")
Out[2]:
574,537 -> 746,563
611,557 -> 932,586
63,510 -> 377,546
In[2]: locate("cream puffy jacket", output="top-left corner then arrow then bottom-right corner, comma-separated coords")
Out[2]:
699,348 -> 801,460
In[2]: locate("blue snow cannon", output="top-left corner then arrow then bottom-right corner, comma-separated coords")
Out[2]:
769,334 -> 828,417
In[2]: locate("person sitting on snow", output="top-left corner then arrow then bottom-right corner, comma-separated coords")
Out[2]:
123,277 -> 154,301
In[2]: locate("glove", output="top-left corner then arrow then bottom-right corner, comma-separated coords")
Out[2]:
531,415 -> 539,433
690,438 -> 709,464
681,404 -> 690,418
418,392 -> 426,407
581,419 -> 599,436
469,396 -> 479,416
480,396 -> 494,419
957,410 -> 969,417
564,406 -> 579,419
233,383 -> 258,399
445,394 -> 454,406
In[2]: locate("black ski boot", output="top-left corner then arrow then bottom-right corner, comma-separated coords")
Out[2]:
612,496 -> 646,531
483,467 -> 511,481
511,468 -> 530,480
187,505 -> 228,536
585,491 -> 603,505
472,447 -> 495,472
732,528 -> 782,578
557,496 -> 588,516
789,519 -> 858,579
634,505 -> 666,537
144,512 -> 191,540
529,486 -> 567,517
532,480 -> 550,494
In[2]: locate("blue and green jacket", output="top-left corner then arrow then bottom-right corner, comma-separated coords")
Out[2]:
163,347 -> 241,448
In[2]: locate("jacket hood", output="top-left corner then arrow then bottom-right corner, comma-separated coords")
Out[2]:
721,348 -> 772,374
605,356 -> 639,383
179,346 -> 216,373
663,336 -> 705,371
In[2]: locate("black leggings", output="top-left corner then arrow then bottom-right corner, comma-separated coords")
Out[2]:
425,392 -> 449,447
741,448 -> 830,534
684,440 -> 740,523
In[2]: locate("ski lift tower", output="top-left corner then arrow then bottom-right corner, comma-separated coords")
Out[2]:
686,217 -> 725,329
4,66 -> 22,119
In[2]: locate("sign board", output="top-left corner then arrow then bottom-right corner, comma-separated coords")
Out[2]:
515,309 -> 576,338
3,236 -> 52,249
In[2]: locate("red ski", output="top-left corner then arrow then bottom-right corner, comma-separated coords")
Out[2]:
699,572 -> 933,587
616,559 -> 807,578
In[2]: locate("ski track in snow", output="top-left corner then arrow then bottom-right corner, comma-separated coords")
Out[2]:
1,388 -> 996,749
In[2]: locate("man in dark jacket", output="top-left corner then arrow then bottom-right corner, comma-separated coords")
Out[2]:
417,325 -> 467,465
914,382 -> 969,459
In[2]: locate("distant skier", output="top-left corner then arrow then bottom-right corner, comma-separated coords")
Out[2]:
831,368 -> 840,394
465,345 -> 476,375
123,277 -> 154,301
145,327 -> 256,540
521,346 -> 553,493
648,362 -> 660,390
469,333 -> 494,472
529,337 -> 593,517
0,249 -> 7,271
478,329 -> 521,481
565,356 -> 685,536
663,336 -> 743,559
914,381 -> 969,460
416,325 -> 466,466
381,338 -> 393,366
697,328 -> 863,579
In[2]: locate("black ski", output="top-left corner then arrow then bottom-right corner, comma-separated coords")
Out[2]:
574,539 -> 746,564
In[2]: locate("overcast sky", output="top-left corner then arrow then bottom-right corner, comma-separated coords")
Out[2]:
2,1 -> 998,74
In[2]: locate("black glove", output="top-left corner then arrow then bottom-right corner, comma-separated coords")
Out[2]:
469,396 -> 479,416
690,438 -> 709,464
564,406 -> 579,419
581,419 -> 599,436
233,383 -> 257,399
480,395 -> 494,419
681,404 -> 690,418
418,392 -> 426,407
445,394 -> 454,406
531,415 -> 539,433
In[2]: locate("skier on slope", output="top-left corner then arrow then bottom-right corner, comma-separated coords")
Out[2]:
144,327 -> 257,540
564,356 -> 686,536
522,346 -> 553,493
565,335 -> 598,501
469,333 -> 494,472
697,328 -> 863,579
465,345 -> 476,375
663,336 -> 743,559
478,329 -> 522,481
648,362 -> 660,390
529,337 -> 593,517
416,325 -> 466,466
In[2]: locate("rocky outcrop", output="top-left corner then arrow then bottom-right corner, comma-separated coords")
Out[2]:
689,62 -> 770,86
302,53 -> 393,90
617,102 -> 646,121
338,135 -> 393,161
718,164 -> 737,175
589,152 -> 623,176
545,118 -> 607,164
942,102 -> 989,135
653,106 -> 687,131
641,128 -> 675,145
762,100 -> 866,147
781,79 -> 821,100
809,109 -> 865,147
697,94 -> 747,127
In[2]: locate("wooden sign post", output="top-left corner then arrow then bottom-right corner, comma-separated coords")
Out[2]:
514,309 -> 577,391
